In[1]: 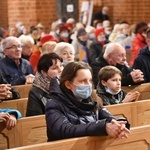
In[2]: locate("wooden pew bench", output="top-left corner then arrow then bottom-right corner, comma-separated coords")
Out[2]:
0,98 -> 28,117
8,125 -> 150,150
0,115 -> 46,150
0,100 -> 150,149
12,84 -> 32,98
105,99 -> 150,127
122,83 -> 150,100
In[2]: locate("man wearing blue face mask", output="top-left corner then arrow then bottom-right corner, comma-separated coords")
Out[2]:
46,61 -> 130,141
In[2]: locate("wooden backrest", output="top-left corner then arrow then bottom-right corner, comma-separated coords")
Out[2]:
1,100 -> 150,149
0,98 -> 28,117
8,125 -> 150,150
105,99 -> 150,127
0,115 -> 46,150
12,84 -> 32,98
122,83 -> 150,100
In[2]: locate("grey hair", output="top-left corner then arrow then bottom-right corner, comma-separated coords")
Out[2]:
1,36 -> 21,51
103,42 -> 123,59
53,42 -> 75,55
18,35 -> 34,46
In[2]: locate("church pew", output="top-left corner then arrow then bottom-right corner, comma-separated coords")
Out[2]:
122,83 -> 150,100
8,125 -> 150,150
0,98 -> 28,117
12,84 -> 32,98
0,100 -> 150,149
105,99 -> 150,127
0,115 -> 46,150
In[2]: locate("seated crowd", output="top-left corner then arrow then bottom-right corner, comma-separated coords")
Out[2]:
1,13 -> 150,146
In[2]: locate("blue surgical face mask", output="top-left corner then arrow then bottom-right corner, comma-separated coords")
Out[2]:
61,32 -> 69,38
89,33 -> 95,39
63,60 -> 70,66
105,87 -> 121,95
72,83 -> 92,99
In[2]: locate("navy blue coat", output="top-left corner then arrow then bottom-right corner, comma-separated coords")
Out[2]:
0,56 -> 34,85
45,78 -> 115,141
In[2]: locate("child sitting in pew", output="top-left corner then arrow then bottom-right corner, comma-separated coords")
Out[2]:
97,66 -> 140,106
0,108 -> 22,130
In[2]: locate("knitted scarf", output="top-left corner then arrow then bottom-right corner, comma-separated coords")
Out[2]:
33,72 -> 51,94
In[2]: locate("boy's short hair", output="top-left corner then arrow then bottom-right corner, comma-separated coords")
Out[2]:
98,66 -> 122,83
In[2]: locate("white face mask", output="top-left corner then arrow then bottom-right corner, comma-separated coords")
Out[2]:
61,32 -> 69,38
89,33 -> 95,39
105,87 -> 121,95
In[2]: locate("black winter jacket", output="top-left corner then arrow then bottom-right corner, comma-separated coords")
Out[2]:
45,78 -> 115,141
133,46 -> 150,83
26,86 -> 51,116
89,40 -> 109,64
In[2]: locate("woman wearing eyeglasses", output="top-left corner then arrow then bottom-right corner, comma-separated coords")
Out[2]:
46,61 -> 130,141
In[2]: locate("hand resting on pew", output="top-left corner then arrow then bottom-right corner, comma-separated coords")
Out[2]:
122,91 -> 140,103
0,84 -> 12,101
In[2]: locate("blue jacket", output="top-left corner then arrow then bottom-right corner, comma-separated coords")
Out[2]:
0,108 -> 22,119
0,56 -> 34,85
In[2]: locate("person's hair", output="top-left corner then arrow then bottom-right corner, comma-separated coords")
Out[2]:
134,22 -> 148,34
103,43 -> 123,59
18,34 -> 34,46
37,53 -> 63,73
1,36 -> 21,51
53,42 -> 75,56
41,41 -> 57,54
60,61 -> 102,107
98,66 -> 122,85
146,28 -> 150,38
30,26 -> 38,34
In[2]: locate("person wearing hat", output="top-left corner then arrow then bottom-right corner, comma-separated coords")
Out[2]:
132,28 -> 150,82
58,25 -> 71,43
29,34 -> 58,73
71,28 -> 92,63
89,28 -> 109,64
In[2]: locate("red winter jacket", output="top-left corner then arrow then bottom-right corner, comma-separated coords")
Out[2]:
130,33 -> 147,66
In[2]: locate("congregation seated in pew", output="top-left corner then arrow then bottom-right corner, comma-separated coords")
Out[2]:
45,62 -> 130,142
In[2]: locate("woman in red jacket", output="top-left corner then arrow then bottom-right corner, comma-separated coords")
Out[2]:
130,22 -> 148,66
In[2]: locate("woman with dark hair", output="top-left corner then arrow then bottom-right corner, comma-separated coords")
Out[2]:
26,53 -> 63,116
46,61 -> 130,141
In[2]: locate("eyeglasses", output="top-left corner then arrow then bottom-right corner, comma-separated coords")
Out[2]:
111,53 -> 126,58
6,45 -> 22,50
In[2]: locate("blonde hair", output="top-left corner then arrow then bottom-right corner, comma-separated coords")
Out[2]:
53,42 -> 75,55
41,41 -> 57,55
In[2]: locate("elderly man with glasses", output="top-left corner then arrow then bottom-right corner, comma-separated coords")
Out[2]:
0,36 -> 35,85
90,42 -> 144,88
